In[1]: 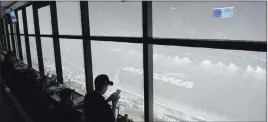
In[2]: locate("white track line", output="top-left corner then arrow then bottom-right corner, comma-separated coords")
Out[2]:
118,86 -> 208,121
67,61 -> 85,72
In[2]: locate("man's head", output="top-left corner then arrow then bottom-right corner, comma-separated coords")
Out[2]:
94,74 -> 113,95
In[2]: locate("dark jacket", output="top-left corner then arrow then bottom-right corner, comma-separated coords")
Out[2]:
84,91 -> 114,122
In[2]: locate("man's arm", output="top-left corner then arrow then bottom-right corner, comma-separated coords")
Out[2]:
105,93 -> 120,121
111,95 -> 120,119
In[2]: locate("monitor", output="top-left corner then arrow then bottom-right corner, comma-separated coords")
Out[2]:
213,7 -> 234,18
9,10 -> 17,23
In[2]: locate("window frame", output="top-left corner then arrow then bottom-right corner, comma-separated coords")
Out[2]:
1,1 -> 266,122
1,19 -> 7,50
15,10 -> 24,61
4,17 -> 11,50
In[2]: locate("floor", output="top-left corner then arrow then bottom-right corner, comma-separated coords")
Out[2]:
0,85 -> 24,122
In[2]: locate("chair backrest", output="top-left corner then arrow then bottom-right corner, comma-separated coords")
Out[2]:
60,89 -> 73,105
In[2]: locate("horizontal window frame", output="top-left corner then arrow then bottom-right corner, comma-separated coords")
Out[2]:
13,33 -> 267,52
10,0 -> 268,53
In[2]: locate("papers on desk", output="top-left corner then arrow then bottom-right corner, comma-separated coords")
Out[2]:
47,72 -> 53,78
50,94 -> 61,102
48,86 -> 57,91
15,65 -> 28,70
73,96 -> 84,105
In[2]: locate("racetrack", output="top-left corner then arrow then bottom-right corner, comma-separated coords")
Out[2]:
37,41 -> 266,121
90,43 -> 266,121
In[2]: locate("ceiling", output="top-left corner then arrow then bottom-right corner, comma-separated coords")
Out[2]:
1,1 -> 16,11
0,1 -> 29,17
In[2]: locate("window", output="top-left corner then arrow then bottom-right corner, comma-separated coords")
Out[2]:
38,6 -> 52,35
13,23 -> 20,59
29,37 -> 39,71
26,5 -> 35,34
60,39 -> 85,94
41,37 -> 56,75
153,2 -> 266,41
20,36 -> 27,64
1,34 -> 4,47
153,45 -> 266,121
56,2 -> 82,35
7,24 -> 13,51
91,41 -> 144,121
3,20 -> 8,49
18,10 -> 24,34
26,6 -> 37,69
38,6 -> 55,75
14,36 -> 19,59
9,2 -> 265,122
88,2 -> 142,37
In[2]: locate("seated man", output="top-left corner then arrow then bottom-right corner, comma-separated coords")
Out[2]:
84,74 -> 119,122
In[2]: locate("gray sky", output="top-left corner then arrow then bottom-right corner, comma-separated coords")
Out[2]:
20,1 -> 266,41
153,1 -> 266,41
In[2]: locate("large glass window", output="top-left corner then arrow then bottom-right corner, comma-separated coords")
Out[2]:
153,2 -> 266,41
56,2 -> 82,35
38,6 -> 55,75
18,10 -> 24,34
29,37 -> 39,71
38,6 -> 52,35
41,37 -> 56,75
7,24 -> 13,51
153,45 -> 266,121
10,2 -> 265,122
20,36 -> 27,64
91,41 -> 144,121
88,2 -> 142,37
60,39 -> 85,94
26,5 -> 38,69
26,5 -> 35,34
13,23 -> 19,59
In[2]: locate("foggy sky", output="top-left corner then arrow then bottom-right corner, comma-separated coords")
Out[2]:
15,1 -> 267,121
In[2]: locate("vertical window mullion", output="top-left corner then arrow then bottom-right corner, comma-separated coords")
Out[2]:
0,19 -> 4,49
22,7 -> 32,68
4,17 -> 11,50
2,19 -> 7,50
142,1 -> 153,122
15,10 -> 23,60
0,31 -> 2,49
10,20 -> 16,57
50,1 -> 63,84
33,3 -> 45,76
0,19 -> 3,49
80,1 -> 94,93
